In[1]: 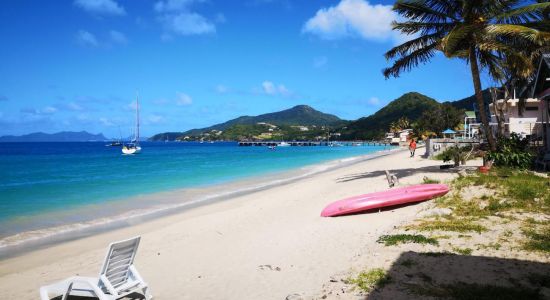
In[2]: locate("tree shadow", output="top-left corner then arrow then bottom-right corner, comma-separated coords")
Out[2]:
336,165 -> 462,183
365,251 -> 550,299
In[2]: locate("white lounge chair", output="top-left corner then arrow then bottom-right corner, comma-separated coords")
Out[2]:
40,236 -> 152,300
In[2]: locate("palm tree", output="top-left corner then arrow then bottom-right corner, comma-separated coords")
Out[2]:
383,0 -> 550,151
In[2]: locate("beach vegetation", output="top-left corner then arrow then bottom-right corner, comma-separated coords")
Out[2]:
434,145 -> 473,166
346,268 -> 391,292
439,170 -> 550,215
409,217 -> 487,233
422,176 -> 440,184
487,134 -> 534,169
383,0 -> 550,151
452,247 -> 473,255
377,234 -> 439,246
522,224 -> 550,253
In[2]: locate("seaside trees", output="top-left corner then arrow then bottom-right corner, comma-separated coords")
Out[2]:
383,0 -> 550,151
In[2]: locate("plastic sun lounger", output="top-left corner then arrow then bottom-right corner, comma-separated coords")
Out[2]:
40,236 -> 152,300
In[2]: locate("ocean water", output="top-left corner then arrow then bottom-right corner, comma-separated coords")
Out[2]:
0,141 -> 391,251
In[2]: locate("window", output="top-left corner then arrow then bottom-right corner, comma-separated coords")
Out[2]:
525,107 -> 538,111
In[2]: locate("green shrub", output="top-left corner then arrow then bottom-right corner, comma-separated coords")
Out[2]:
487,133 -> 533,169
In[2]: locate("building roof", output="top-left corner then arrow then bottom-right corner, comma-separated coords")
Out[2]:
442,129 -> 457,134
531,53 -> 550,99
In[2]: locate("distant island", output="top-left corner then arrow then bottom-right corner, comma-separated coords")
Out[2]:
0,131 -> 107,142
150,90 -> 488,142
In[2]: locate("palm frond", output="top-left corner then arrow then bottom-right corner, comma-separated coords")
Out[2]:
393,21 -> 454,35
385,31 -> 444,59
383,43 -> 438,78
486,24 -> 550,45
441,24 -> 479,56
394,0 -> 456,23
495,2 -> 550,24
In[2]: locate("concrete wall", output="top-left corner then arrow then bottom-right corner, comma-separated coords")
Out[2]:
425,138 -> 480,158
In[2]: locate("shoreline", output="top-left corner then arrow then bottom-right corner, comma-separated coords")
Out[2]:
0,147 -> 467,300
0,147 -> 398,259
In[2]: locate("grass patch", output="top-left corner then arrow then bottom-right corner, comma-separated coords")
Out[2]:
477,243 -> 502,251
346,268 -> 391,292
409,217 -> 487,233
452,247 -> 473,255
406,282 -> 541,300
377,234 -> 439,246
522,226 -> 550,253
422,176 -> 440,184
449,169 -> 550,215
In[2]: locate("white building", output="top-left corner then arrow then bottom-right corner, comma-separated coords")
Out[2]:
489,98 -> 542,138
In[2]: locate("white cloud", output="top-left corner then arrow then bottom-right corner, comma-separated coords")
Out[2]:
20,106 -> 58,115
74,0 -> 126,16
176,93 -> 193,105
302,0 -> 405,43
262,81 -> 277,95
154,0 -> 216,37
76,30 -> 98,47
368,97 -> 380,106
313,56 -> 328,68
160,12 -> 215,35
215,85 -> 229,94
148,114 -> 166,124
154,0 -> 205,12
261,81 -> 293,97
99,117 -> 115,126
109,30 -> 127,44
125,101 -> 138,111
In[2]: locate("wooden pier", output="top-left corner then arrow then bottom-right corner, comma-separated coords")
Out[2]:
237,141 -> 390,147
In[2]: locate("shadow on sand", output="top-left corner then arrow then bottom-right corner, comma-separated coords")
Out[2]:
365,251 -> 550,299
336,165 -> 462,183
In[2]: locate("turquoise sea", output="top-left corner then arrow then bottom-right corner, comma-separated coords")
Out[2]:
0,141 -> 390,251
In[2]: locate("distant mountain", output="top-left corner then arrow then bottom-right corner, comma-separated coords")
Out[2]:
446,88 -> 492,111
150,105 -> 346,141
341,92 -> 440,140
0,131 -> 107,142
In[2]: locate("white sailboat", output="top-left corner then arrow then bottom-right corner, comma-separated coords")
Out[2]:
122,95 -> 142,155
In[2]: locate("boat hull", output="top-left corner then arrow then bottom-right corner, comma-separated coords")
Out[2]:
122,146 -> 141,155
321,184 -> 449,217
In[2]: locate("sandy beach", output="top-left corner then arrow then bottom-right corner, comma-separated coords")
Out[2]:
0,148 -> 477,299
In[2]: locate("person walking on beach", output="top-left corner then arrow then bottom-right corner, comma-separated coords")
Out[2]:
409,139 -> 417,157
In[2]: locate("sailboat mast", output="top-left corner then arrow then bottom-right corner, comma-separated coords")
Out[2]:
136,93 -> 140,143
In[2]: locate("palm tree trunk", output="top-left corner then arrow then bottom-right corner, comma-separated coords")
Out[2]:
469,47 -> 497,151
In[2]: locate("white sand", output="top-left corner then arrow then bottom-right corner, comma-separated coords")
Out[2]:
0,149 -> 472,299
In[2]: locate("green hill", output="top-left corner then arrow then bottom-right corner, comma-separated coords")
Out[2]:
446,89 -> 492,111
150,105 -> 346,141
340,92 -> 440,140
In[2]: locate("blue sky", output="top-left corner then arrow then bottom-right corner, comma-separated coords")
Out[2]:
0,0 -> 490,138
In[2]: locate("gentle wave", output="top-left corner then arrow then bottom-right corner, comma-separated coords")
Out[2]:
0,148 -> 396,256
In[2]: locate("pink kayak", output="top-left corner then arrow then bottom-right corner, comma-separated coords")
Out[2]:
321,184 -> 449,217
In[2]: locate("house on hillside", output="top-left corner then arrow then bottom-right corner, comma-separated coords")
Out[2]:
385,129 -> 413,145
